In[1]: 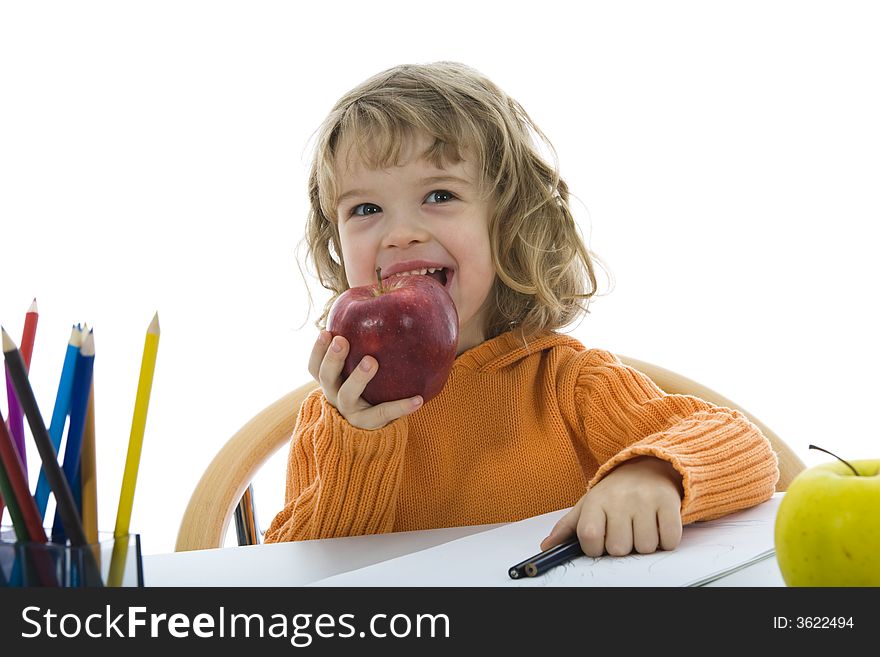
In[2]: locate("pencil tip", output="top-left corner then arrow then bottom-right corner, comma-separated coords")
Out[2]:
1,327 -> 15,352
29,298 -> 38,312
80,330 -> 96,356
149,312 -> 160,334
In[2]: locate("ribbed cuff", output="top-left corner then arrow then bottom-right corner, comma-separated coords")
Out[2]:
285,394 -> 409,538
586,407 -> 778,523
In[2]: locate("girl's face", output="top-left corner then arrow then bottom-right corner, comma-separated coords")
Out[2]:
334,132 -> 495,355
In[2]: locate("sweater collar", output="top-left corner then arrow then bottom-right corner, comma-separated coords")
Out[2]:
453,329 -> 585,372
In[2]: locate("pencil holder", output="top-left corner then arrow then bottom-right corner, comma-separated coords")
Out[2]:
0,527 -> 143,587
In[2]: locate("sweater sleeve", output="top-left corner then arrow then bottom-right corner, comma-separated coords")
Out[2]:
262,388 -> 409,542
573,350 -> 779,523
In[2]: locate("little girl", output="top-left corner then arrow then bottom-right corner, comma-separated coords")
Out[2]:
264,62 -> 778,557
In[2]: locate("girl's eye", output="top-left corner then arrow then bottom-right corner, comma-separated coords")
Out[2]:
349,191 -> 455,217
425,190 -> 456,204
351,203 -> 381,217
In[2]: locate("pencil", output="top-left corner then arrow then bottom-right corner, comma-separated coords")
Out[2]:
1,326 -> 88,547
2,298 -> 38,481
0,407 -> 47,543
114,312 -> 160,538
80,382 -> 98,544
52,330 -> 95,543
21,299 -> 39,365
508,537 -> 584,579
35,325 -> 83,520
0,408 -> 57,586
3,366 -> 26,483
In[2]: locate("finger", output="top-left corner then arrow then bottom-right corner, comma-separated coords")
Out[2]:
632,510 -> 660,554
540,498 -> 583,551
603,512 -> 634,557
657,504 -> 683,551
336,355 -> 379,411
355,394 -> 424,431
317,335 -> 349,395
308,331 -> 332,381
575,504 -> 607,557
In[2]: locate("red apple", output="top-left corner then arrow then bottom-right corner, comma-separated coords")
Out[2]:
327,267 -> 459,405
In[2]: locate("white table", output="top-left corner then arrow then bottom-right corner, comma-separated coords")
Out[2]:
143,522 -> 786,587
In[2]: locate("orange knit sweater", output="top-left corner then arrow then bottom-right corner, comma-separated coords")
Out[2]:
264,330 -> 779,543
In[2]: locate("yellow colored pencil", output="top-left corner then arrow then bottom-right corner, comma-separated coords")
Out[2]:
81,382 -> 98,544
114,312 -> 160,539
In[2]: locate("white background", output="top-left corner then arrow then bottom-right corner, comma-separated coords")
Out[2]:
1,1 -> 878,556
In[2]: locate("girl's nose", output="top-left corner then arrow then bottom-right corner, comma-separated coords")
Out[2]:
381,212 -> 431,248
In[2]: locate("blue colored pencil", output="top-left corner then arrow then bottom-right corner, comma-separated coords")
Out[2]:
34,325 -> 82,520
51,329 -> 95,543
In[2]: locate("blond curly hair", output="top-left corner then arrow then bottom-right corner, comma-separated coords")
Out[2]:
301,61 -> 605,341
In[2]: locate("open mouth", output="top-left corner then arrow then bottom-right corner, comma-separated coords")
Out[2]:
385,267 -> 453,290
429,268 -> 449,287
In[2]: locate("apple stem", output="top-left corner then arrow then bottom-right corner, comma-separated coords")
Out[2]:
808,444 -> 860,476
376,267 -> 384,295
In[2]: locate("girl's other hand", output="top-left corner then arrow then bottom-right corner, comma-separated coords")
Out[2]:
539,456 -> 684,557
308,330 -> 424,430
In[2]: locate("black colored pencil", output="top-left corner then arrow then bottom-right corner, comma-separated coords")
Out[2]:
508,537 -> 584,579
1,327 -> 88,547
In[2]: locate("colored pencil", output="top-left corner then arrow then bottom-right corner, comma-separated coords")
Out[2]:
80,382 -> 98,545
3,367 -> 25,488
113,312 -> 160,539
3,298 -> 38,483
2,326 -> 103,587
35,325 -> 82,520
0,408 -> 47,543
508,537 -> 584,579
0,409 -> 57,586
108,313 -> 159,587
52,330 -> 95,543
1,327 -> 88,547
21,299 -> 39,365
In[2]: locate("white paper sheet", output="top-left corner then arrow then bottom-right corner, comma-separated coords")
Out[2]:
308,494 -> 782,587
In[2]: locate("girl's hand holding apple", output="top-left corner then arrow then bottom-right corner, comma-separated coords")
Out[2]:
308,331 -> 424,430
310,267 -> 459,430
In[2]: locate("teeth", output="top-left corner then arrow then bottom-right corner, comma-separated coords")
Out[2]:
391,267 -> 443,277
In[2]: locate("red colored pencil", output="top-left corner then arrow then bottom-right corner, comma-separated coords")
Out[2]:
0,407 -> 56,586
0,406 -> 47,542
1,405 -> 56,587
21,298 -> 38,368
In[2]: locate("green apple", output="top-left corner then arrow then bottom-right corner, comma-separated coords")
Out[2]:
775,450 -> 880,586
